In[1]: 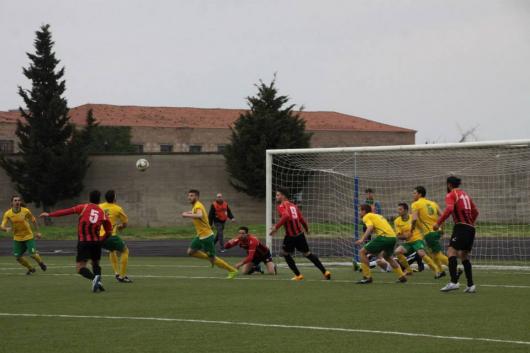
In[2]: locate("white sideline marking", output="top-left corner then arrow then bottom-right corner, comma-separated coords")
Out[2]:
0,312 -> 528,346
1,271 -> 529,289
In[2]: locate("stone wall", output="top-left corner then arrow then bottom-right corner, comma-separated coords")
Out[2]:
0,154 -> 265,227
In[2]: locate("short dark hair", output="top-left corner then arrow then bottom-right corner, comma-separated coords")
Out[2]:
239,226 -> 249,234
398,202 -> 409,211
415,186 -> 426,197
188,189 -> 200,197
89,190 -> 101,204
105,190 -> 116,203
276,187 -> 290,199
360,204 -> 372,213
365,188 -> 374,193
447,176 -> 461,188
11,195 -> 20,202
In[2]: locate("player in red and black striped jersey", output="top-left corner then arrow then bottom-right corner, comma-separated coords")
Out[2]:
269,188 -> 331,281
224,226 -> 276,275
41,190 -> 112,293
434,176 -> 479,293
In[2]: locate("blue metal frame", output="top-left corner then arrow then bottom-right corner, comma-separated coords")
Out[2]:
353,176 -> 360,262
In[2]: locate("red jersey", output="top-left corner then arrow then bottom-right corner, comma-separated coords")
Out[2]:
48,203 -> 112,242
213,201 -> 229,222
275,201 -> 308,237
224,234 -> 270,264
437,189 -> 479,227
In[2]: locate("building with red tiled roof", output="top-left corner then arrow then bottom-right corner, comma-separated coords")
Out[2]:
0,104 -> 415,153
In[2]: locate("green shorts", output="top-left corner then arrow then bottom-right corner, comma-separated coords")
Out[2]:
190,234 -> 215,257
102,235 -> 126,252
401,239 -> 426,255
424,231 -> 443,253
364,236 -> 396,257
13,239 -> 37,257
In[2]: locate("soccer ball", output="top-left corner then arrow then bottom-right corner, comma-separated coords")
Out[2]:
136,158 -> 150,171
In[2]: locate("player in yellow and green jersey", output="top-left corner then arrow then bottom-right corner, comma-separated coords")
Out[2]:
0,195 -> 47,274
99,190 -> 132,283
393,202 -> 441,276
354,204 -> 406,284
411,186 -> 451,279
182,189 -> 238,279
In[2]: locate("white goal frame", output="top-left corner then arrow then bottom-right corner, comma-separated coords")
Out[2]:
266,139 -> 530,263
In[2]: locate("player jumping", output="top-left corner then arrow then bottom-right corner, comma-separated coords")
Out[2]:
182,189 -> 238,279
269,188 -> 331,281
224,226 -> 277,275
435,176 -> 479,293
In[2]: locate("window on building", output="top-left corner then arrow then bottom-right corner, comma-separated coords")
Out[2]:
189,145 -> 202,153
217,144 -> 226,153
132,144 -> 144,153
0,140 -> 14,153
160,144 -> 173,153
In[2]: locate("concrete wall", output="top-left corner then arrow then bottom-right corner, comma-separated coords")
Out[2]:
0,154 -> 265,227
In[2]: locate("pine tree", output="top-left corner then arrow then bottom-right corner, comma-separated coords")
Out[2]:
0,24 -> 92,216
224,77 -> 311,198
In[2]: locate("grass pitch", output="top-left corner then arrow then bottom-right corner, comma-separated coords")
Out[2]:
1,256 -> 529,353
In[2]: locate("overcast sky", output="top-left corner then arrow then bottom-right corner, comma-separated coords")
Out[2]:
1,0 -> 529,143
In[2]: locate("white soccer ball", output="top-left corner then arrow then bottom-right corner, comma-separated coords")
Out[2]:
136,158 -> 150,171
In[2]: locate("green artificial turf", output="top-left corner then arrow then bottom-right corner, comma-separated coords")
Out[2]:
1,256 -> 529,353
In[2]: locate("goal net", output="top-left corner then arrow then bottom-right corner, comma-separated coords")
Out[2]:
266,140 -> 530,267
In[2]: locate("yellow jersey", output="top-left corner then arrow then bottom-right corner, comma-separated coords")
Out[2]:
2,207 -> 35,241
394,215 -> 422,243
411,197 -> 440,235
362,213 -> 396,237
192,201 -> 213,239
99,202 -> 128,236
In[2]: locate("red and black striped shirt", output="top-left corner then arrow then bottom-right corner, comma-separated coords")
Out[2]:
275,201 -> 309,237
437,189 -> 479,227
224,234 -> 270,264
48,203 -> 112,242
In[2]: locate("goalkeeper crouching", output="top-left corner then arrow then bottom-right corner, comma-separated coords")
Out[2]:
224,227 -> 277,275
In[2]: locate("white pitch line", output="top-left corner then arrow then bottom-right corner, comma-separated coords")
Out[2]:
0,312 -> 528,346
1,271 -> 529,289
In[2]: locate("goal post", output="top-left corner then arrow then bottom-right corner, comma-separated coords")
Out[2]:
266,139 -> 530,266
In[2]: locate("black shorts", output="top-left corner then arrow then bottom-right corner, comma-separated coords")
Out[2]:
282,233 -> 310,254
252,250 -> 273,266
449,224 -> 476,252
76,242 -> 102,262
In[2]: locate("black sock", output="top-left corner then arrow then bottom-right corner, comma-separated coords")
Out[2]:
92,264 -> 101,276
449,256 -> 458,283
462,259 -> 473,287
283,255 -> 300,276
306,253 -> 326,274
415,254 -> 424,271
79,267 -> 95,280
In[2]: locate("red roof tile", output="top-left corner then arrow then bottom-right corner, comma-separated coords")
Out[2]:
0,104 -> 415,133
